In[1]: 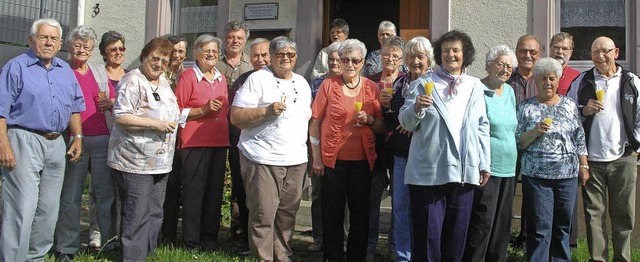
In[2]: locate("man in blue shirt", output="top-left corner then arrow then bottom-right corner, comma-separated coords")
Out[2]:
0,18 -> 85,261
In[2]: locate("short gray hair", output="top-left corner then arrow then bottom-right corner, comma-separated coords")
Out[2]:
30,18 -> 62,37
326,41 -> 342,55
378,20 -> 396,35
404,36 -> 435,69
224,20 -> 250,39
338,39 -> 367,59
269,36 -> 297,55
192,34 -> 221,56
250,38 -> 269,49
66,25 -> 97,50
533,57 -> 562,80
382,36 -> 404,51
485,44 -> 518,68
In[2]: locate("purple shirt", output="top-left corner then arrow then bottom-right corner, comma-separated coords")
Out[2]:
0,50 -> 85,133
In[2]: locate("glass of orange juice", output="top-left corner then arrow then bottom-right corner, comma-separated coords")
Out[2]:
354,101 -> 363,126
424,82 -> 435,96
596,82 -> 606,115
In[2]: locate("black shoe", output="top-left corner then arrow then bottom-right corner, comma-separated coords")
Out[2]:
235,242 -> 250,256
55,252 -> 75,261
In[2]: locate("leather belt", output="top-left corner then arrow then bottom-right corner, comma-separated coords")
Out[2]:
9,126 -> 61,140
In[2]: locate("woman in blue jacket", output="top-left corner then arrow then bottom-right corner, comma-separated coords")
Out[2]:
398,30 -> 491,262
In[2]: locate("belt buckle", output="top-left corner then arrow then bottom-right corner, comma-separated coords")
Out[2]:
44,132 -> 61,140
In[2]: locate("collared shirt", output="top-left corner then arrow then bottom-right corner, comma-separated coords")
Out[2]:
0,50 -> 85,133
516,96 -> 587,179
215,54 -> 252,89
508,68 -> 537,106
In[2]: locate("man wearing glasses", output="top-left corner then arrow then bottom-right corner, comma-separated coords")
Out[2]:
568,36 -> 640,262
508,34 -> 542,106
550,32 -> 580,95
0,18 -> 85,261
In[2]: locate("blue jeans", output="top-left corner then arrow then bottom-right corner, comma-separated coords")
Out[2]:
522,175 -> 577,262
55,135 -> 117,254
392,156 -> 412,261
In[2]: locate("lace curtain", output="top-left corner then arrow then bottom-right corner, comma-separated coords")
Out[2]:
561,0 -> 625,27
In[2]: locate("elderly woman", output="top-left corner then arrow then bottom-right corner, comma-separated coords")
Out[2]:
230,36 -> 311,261
166,35 -> 187,90
516,57 -> 589,261
311,18 -> 349,80
173,34 -> 228,251
383,36 -> 435,262
99,30 -> 127,89
108,37 -> 179,262
363,21 -> 398,77
53,25 -> 117,259
311,41 -> 342,98
309,39 -> 385,262
398,30 -> 490,262
462,45 -> 518,262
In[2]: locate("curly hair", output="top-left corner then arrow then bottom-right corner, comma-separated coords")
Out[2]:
433,30 -> 475,68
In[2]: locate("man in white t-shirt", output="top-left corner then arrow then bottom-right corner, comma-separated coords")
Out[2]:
230,36 -> 311,261
567,36 -> 640,262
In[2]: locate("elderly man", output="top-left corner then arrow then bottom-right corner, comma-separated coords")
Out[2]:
310,18 -> 349,80
509,34 -> 542,248
0,18 -> 85,261
568,36 -> 640,262
160,34 -> 188,245
509,34 -> 541,105
231,36 -> 311,261
217,21 -> 253,88
550,32 -> 580,95
228,38 -> 271,255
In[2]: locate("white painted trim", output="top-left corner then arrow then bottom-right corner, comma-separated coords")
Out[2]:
77,0 -> 85,26
430,0 -> 450,40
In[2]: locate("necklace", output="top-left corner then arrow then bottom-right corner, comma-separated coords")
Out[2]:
150,82 -> 161,101
343,76 -> 360,89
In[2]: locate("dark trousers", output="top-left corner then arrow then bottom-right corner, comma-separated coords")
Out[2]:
229,130 -> 248,246
322,160 -> 372,262
409,183 -> 475,262
161,148 -> 182,244
115,170 -> 168,262
463,176 -> 516,262
180,147 -> 227,250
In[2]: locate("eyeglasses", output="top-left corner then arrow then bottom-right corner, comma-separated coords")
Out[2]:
591,48 -> 616,56
517,48 -> 540,56
107,47 -> 126,53
275,52 -> 297,59
73,43 -> 93,52
200,49 -> 219,55
551,45 -> 572,53
340,57 -> 363,65
36,35 -> 60,44
149,56 -> 169,66
381,53 -> 402,62
493,62 -> 513,72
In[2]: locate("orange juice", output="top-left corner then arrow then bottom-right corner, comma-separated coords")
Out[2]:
354,101 -> 363,112
424,82 -> 434,95
596,89 -> 605,102
543,118 -> 553,125
384,88 -> 393,95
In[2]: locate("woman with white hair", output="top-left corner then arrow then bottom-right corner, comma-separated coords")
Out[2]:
54,25 -> 117,259
309,39 -> 385,261
383,36 -> 435,262
363,20 -> 403,77
174,34 -> 229,251
516,57 -> 589,261
462,45 -> 518,262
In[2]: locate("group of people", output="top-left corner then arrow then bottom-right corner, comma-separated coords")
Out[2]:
0,16 -> 637,262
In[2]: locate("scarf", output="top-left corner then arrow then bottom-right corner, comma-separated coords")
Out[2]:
435,66 -> 466,99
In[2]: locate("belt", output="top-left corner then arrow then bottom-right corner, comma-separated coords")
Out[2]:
8,126 -> 61,140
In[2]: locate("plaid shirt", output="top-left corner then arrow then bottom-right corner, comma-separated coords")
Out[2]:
508,68 -> 537,106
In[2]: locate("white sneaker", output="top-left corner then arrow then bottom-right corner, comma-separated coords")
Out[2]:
89,231 -> 101,249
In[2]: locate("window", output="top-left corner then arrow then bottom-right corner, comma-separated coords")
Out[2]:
0,0 -> 72,47
171,0 -> 218,61
559,0 -> 626,61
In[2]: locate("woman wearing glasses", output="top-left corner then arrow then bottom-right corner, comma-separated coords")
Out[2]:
230,36 -> 312,261
98,30 -> 127,89
107,37 -> 180,262
173,34 -> 229,251
309,38 -> 385,262
54,25 -> 117,260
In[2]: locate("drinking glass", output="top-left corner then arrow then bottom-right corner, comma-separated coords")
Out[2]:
354,101 -> 363,126
424,82 -> 435,96
595,82 -> 606,115
383,79 -> 394,113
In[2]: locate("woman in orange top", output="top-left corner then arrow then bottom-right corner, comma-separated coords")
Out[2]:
309,39 -> 385,262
